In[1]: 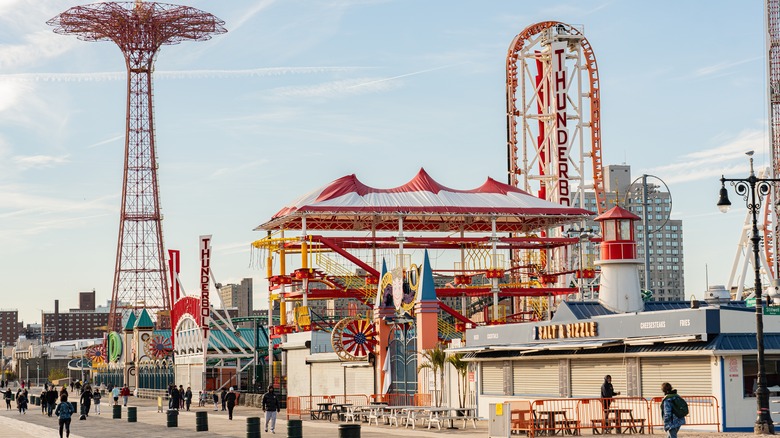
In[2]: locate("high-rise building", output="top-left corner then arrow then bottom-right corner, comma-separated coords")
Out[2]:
0,310 -> 18,345
219,278 -> 253,317
575,164 -> 685,301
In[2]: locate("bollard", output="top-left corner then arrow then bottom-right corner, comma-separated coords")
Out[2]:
338,423 -> 360,438
34,397 -> 40,406
70,402 -> 77,416
127,406 -> 137,422
166,409 -> 178,428
288,418 -> 303,438
112,404 -> 122,419
246,416 -> 261,438
195,411 -> 208,432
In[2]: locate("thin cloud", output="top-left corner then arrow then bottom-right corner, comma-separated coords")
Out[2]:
346,64 -> 464,90
694,56 -> 762,78
86,135 -> 123,149
230,0 -> 277,33
210,159 -> 269,179
0,66 -> 371,82
269,77 -> 401,99
13,154 -> 69,170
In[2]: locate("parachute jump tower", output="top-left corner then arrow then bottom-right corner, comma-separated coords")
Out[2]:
48,1 -> 226,331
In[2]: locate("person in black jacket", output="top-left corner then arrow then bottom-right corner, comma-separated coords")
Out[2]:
80,387 -> 92,418
262,385 -> 281,433
220,388 -> 227,411
47,386 -> 58,416
600,375 -> 620,410
225,387 -> 237,420
169,385 -> 180,410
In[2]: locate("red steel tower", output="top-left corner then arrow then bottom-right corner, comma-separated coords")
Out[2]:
48,1 -> 226,331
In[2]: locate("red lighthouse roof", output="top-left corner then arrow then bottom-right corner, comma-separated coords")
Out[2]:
594,205 -> 640,222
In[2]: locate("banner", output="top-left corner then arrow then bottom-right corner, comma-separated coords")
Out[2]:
550,40 -> 570,206
200,235 -> 212,335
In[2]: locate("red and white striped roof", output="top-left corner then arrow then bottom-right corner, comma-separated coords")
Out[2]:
255,169 -> 593,233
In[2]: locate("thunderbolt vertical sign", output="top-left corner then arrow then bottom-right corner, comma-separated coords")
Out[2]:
200,235 -> 212,336
551,41 -> 570,206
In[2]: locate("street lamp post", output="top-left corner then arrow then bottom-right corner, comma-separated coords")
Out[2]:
717,151 -> 776,434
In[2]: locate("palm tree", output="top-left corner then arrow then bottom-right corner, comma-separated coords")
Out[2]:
446,353 -> 469,410
418,345 -> 447,406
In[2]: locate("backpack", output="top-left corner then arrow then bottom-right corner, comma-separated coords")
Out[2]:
671,396 -> 689,418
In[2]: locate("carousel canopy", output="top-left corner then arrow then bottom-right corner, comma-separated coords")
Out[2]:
255,169 -> 593,233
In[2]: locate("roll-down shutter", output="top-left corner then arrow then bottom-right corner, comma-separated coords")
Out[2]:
513,360 -> 560,396
482,362 -> 504,395
311,361 -> 345,396
345,365 -> 374,395
286,349 -> 310,397
641,357 -> 711,398
571,359 -> 627,397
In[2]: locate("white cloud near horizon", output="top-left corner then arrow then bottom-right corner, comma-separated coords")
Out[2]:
643,129 -> 767,184
13,154 -> 69,170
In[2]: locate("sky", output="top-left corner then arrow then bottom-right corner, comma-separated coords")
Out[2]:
0,0 -> 769,325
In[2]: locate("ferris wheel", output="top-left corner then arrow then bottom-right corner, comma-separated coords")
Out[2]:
331,317 -> 378,361
506,21 -> 606,215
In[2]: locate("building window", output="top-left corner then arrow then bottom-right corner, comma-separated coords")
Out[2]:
743,356 -> 780,398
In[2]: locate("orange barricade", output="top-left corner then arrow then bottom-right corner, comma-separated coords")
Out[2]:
649,395 -> 720,432
286,396 -> 300,420
523,396 -> 720,435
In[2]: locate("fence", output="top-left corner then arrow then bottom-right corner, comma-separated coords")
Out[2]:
507,396 -> 719,436
370,393 -> 431,407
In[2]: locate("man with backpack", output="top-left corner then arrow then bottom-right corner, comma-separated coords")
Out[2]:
55,393 -> 74,438
661,382 -> 687,438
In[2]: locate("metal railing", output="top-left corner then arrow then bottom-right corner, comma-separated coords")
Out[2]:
509,396 -> 720,435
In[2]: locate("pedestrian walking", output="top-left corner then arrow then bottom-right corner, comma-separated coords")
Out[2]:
661,382 -> 686,438
220,388 -> 227,411
47,385 -> 58,417
185,386 -> 193,411
120,384 -> 130,406
40,387 -> 46,414
4,388 -> 11,410
198,390 -> 204,407
170,385 -> 180,410
17,389 -> 27,414
111,385 -> 120,406
92,388 -> 102,415
225,387 -> 237,420
178,385 -> 185,409
80,387 -> 92,418
55,393 -> 74,438
262,385 -> 281,434
212,390 -> 218,411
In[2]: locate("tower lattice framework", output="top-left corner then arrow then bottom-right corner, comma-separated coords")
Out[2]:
48,1 -> 226,331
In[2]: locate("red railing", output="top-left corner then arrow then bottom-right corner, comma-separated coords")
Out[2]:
285,394 -> 370,419
370,393 -> 431,406
648,395 -> 720,432
508,396 -> 720,435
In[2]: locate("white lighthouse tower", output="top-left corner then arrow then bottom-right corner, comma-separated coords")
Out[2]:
594,205 -> 644,313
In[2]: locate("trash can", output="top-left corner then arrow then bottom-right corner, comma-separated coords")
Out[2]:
338,423 -> 360,438
112,404 -> 122,419
70,402 -> 77,415
34,396 -> 40,406
166,409 -> 178,427
127,406 -> 137,422
246,416 -> 261,438
288,418 -> 303,438
196,411 -> 208,432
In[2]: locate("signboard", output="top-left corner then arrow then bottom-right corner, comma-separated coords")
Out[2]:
550,40 -> 570,206
746,298 -> 756,308
200,235 -> 212,336
766,306 -> 780,315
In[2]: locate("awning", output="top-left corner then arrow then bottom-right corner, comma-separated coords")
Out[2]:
623,335 -> 704,346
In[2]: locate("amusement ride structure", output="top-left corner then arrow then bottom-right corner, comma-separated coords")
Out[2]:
48,1 -> 227,332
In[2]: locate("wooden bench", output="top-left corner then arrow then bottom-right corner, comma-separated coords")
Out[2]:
623,418 -> 646,434
511,408 -> 536,437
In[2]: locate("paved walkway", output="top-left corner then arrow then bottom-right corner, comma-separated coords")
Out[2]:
0,386 -> 764,438
1,386 -> 490,437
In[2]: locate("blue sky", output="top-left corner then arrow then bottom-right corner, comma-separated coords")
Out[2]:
0,0 -> 768,324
